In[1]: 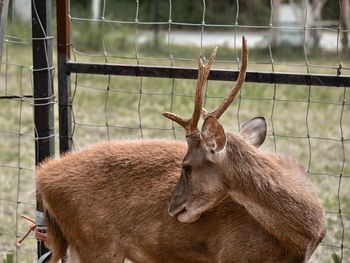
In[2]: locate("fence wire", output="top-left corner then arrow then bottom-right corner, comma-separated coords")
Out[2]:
0,0 -> 54,261
0,27 -> 37,262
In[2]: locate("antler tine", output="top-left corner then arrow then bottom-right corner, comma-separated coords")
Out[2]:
188,47 -> 217,133
203,36 -> 248,120
162,47 -> 218,136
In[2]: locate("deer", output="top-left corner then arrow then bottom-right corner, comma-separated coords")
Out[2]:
36,37 -> 325,263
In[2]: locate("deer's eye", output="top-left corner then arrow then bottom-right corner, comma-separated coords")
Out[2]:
182,165 -> 192,175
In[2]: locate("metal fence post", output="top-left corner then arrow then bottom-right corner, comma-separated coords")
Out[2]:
0,0 -> 9,64
57,0 -> 72,153
31,0 -> 54,258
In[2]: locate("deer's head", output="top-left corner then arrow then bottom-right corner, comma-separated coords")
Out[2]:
163,37 -> 267,223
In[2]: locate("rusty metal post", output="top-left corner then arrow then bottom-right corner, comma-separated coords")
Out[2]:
57,0 -> 72,153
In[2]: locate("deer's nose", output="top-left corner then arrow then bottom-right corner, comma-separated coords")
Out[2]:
168,199 -> 186,217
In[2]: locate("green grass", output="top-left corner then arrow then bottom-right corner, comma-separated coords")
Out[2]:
1,24 -> 350,262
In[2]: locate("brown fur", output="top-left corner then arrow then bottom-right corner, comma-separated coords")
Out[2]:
167,117 -> 326,262
224,133 -> 326,258
36,139 -> 321,263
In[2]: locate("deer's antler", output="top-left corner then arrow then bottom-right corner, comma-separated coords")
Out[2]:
162,47 -> 218,136
202,36 -> 248,120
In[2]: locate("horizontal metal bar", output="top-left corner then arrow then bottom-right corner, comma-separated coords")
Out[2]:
0,95 -> 33,99
66,62 -> 350,87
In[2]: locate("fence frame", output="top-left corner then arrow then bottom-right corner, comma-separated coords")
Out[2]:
57,0 -> 72,154
32,0 -> 54,259
66,62 -> 350,87
56,27 -> 350,152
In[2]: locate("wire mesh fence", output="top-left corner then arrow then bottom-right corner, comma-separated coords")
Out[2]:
0,0 -> 53,261
0,13 -> 38,263
1,0 -> 350,262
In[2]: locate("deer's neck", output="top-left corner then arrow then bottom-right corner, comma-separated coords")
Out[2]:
222,134 -> 324,256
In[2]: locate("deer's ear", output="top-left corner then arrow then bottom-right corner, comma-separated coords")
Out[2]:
240,117 -> 267,148
201,116 -> 226,153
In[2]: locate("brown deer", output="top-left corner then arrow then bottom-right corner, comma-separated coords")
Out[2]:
36,37 -> 325,263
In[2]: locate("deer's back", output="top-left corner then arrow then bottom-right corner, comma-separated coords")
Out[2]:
36,139 -> 187,220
